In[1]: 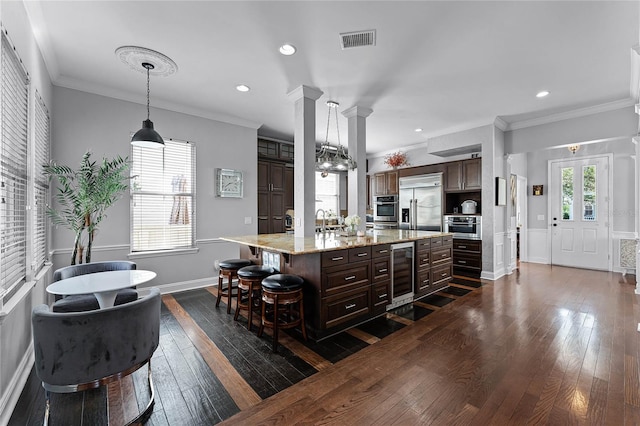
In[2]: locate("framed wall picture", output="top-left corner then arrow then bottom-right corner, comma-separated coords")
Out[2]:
216,168 -> 243,198
510,174 -> 517,216
532,185 -> 543,196
496,177 -> 506,206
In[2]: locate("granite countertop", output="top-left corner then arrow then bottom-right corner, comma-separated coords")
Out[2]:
220,229 -> 452,255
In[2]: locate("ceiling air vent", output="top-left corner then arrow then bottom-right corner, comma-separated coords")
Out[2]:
340,30 -> 376,49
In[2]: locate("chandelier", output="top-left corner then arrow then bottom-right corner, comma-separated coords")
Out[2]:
567,144 -> 580,154
316,101 -> 356,176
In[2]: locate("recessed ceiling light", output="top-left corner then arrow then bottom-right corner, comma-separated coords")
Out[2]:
236,84 -> 250,92
415,128 -> 423,132
536,90 -> 550,98
279,44 -> 296,56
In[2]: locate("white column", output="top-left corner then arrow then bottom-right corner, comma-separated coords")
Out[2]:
287,85 -> 323,238
342,105 -> 372,232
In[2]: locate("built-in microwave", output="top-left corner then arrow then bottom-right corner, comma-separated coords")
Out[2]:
374,195 -> 398,223
443,215 -> 482,240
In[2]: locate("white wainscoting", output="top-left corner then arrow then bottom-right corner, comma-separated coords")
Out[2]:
527,228 -> 549,264
482,232 -> 506,280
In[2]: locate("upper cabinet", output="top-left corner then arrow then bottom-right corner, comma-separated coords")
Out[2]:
444,158 -> 481,192
373,170 -> 398,196
258,138 -> 294,162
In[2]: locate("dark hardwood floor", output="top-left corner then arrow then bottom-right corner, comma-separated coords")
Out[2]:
9,263 -> 639,425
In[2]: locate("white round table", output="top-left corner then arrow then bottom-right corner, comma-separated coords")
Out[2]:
46,270 -> 157,309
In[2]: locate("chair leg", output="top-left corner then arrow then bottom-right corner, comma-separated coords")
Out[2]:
234,284 -> 243,321
124,360 -> 155,426
299,297 -> 307,341
215,273 -> 223,308
247,283 -> 253,332
43,389 -> 50,426
226,274 -> 233,314
258,299 -> 266,337
272,295 -> 279,353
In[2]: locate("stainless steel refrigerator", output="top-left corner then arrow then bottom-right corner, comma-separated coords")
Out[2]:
399,173 -> 443,231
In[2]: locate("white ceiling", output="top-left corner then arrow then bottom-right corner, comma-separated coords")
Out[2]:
24,1 -> 639,155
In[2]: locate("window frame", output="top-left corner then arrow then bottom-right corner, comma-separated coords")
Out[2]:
129,138 -> 197,254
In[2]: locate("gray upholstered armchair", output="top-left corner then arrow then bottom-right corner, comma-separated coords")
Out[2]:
52,260 -> 138,312
32,287 -> 161,425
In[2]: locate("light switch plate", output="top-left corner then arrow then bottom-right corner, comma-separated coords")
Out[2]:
244,217 -> 252,224
537,214 -> 545,221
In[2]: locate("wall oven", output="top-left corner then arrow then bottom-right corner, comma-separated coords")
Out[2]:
374,195 -> 398,224
443,215 -> 482,239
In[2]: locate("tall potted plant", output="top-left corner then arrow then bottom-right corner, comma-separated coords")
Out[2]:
43,151 -> 130,265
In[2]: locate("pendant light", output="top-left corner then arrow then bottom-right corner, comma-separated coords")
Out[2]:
567,144 -> 580,155
131,62 -> 164,148
315,101 -> 356,176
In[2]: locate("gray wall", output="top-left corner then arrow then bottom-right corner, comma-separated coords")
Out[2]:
51,87 -> 259,287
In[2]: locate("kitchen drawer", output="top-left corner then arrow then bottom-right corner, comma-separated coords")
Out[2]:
323,262 -> 370,295
416,250 -> 431,269
430,237 -> 443,248
432,263 -> 452,284
322,249 -> 348,267
415,270 -> 431,293
372,258 -> 390,282
453,252 -> 481,269
349,246 -> 371,263
453,239 -> 481,252
324,287 -> 371,329
442,234 -> 453,246
432,246 -> 452,264
415,239 -> 431,252
371,280 -> 390,310
372,244 -> 391,258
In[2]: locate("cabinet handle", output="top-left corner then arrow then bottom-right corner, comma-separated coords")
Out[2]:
345,303 -> 356,309
332,256 -> 344,261
378,294 -> 387,299
441,253 -> 447,258
378,249 -> 388,254
423,279 -> 429,283
441,273 -> 447,277
274,216 -> 283,220
458,260 -> 467,264
379,268 -> 388,273
357,253 -> 368,257
458,245 -> 467,249
344,275 -> 356,281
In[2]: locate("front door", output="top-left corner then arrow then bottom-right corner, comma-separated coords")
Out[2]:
549,156 -> 610,270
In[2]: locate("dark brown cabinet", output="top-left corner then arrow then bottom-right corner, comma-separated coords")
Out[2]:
258,159 -> 292,234
444,159 -> 481,192
373,170 -> 398,196
452,238 -> 482,277
414,235 -> 452,299
257,138 -> 294,162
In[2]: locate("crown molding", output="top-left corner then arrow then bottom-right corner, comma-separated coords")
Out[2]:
23,1 -> 59,82
505,98 -> 634,131
54,76 -> 262,130
493,116 -> 508,131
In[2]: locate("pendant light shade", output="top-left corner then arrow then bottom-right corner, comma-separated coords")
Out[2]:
315,101 -> 356,176
131,62 -> 164,148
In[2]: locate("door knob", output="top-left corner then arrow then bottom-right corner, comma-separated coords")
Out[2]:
553,224 -> 557,226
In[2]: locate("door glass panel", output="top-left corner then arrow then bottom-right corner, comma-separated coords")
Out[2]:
561,167 -> 574,221
583,164 -> 596,221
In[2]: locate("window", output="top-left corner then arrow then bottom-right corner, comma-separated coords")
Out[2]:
315,171 -> 339,218
131,139 -> 196,252
33,92 -> 50,273
561,166 -> 573,220
0,31 -> 29,302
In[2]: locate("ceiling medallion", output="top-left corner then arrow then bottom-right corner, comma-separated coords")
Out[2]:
115,46 -> 178,77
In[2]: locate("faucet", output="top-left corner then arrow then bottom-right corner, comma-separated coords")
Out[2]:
315,209 -> 326,233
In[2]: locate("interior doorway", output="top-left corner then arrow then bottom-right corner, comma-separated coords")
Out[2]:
516,175 -> 527,264
548,155 -> 611,270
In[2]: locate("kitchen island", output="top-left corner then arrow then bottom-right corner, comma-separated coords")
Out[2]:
221,229 -> 453,340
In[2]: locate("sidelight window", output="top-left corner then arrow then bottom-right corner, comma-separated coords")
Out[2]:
561,167 -> 574,220
582,165 -> 596,221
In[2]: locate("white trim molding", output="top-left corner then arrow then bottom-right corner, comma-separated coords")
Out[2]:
0,342 -> 34,426
138,277 -> 215,296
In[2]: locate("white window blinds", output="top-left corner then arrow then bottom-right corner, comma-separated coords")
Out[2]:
315,171 -> 340,216
33,92 -> 49,272
131,139 -> 196,252
1,31 -> 29,298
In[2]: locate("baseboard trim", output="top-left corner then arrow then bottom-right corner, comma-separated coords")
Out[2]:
138,277 -> 216,296
481,269 -> 505,281
527,257 -> 550,264
0,342 -> 34,426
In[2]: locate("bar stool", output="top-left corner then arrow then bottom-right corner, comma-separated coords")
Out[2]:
216,259 -> 252,314
235,265 -> 274,331
258,274 -> 307,352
